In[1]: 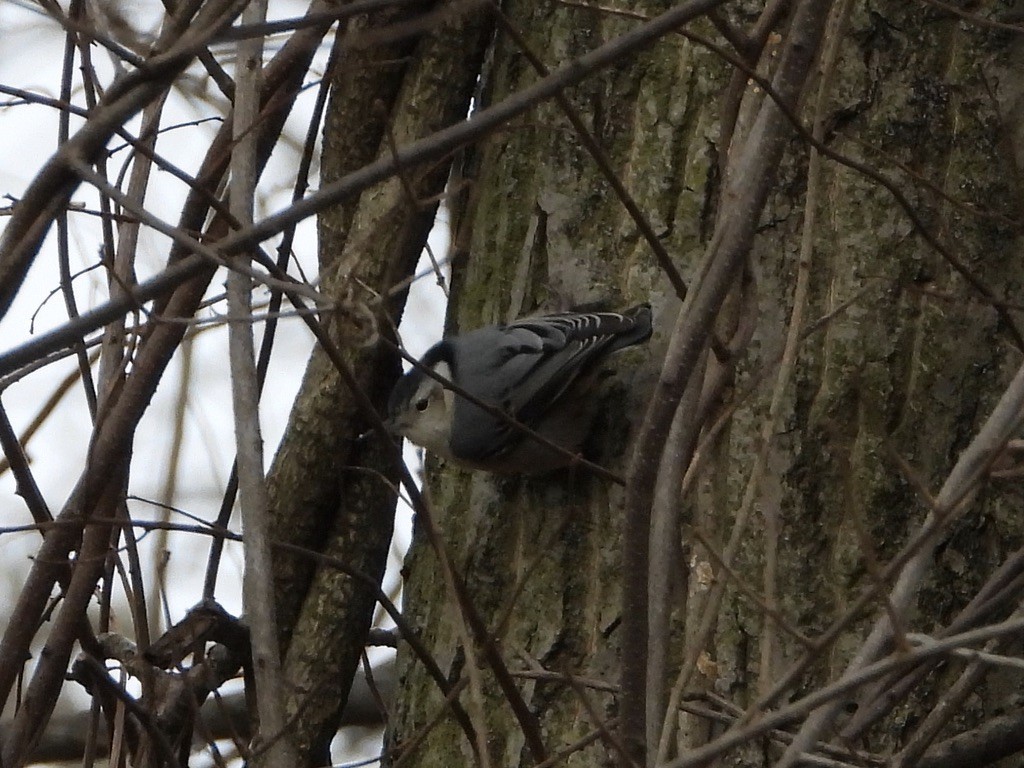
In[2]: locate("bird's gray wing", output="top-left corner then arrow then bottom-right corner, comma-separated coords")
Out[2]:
502,311 -> 647,425
448,309 -> 649,460
446,325 -> 550,460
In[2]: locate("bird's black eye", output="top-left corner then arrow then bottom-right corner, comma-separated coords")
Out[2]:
415,398 -> 429,412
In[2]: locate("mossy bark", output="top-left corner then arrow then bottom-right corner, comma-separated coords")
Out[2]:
388,2 -> 1024,767
682,2 -> 1024,763
388,1 -> 717,765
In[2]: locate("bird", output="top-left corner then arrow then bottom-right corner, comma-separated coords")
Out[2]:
386,304 -> 652,472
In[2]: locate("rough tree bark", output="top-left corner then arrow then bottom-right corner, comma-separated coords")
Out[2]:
266,4 -> 492,764
388,0 -> 714,764
386,2 -> 1024,767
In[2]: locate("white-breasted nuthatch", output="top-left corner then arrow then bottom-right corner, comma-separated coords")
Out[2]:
386,304 -> 652,472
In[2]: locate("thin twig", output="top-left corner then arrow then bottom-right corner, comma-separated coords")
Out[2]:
228,0 -> 297,762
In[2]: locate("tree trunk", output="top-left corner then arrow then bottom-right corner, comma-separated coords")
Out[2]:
389,1 -> 721,764
266,5 -> 491,763
387,2 -> 1024,767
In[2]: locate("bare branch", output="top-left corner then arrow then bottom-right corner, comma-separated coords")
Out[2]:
227,0 -> 297,764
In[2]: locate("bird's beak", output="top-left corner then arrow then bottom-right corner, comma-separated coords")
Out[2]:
355,415 -> 398,445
